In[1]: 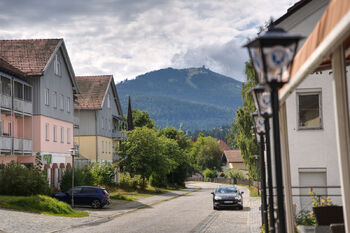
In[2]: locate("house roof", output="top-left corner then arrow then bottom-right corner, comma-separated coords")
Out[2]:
218,139 -> 231,151
223,150 -> 244,163
75,75 -> 112,110
273,0 -> 312,26
0,57 -> 26,77
0,39 -> 61,76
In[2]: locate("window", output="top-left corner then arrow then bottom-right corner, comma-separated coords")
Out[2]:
53,92 -> 57,108
66,97 -> 70,112
67,128 -> 70,144
101,118 -> 104,129
53,125 -> 57,142
45,88 -> 49,105
8,122 -> 12,137
297,90 -> 322,129
0,120 -> 2,135
45,123 -> 49,141
54,54 -> 61,76
60,127 -> 64,143
60,94 -> 64,110
102,141 -> 104,153
107,94 -> 110,108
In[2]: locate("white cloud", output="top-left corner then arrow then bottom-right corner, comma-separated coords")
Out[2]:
0,0 -> 299,82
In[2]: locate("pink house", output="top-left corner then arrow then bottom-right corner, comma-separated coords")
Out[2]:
0,39 -> 80,188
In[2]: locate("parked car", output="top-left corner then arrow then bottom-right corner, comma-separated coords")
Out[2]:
53,186 -> 111,209
211,185 -> 244,210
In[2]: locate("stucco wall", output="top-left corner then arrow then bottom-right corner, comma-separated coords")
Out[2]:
74,135 -> 114,162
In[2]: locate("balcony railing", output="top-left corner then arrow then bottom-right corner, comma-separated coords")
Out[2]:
0,94 -> 12,109
112,130 -> 127,140
14,98 -> 33,114
0,136 -> 11,150
14,138 -> 32,151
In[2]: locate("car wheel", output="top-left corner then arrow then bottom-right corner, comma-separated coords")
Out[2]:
213,205 -> 217,210
239,205 -> 243,210
91,199 -> 101,209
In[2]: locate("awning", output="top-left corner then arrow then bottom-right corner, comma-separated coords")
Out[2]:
279,0 -> 350,104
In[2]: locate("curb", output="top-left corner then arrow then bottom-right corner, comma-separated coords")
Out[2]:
50,186 -> 201,233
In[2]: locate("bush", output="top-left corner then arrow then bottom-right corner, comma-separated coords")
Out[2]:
89,162 -> 115,186
225,168 -> 246,180
150,172 -> 167,188
203,168 -> 217,181
119,173 -> 144,190
0,162 -> 50,196
219,172 -> 225,177
60,168 -> 94,192
295,210 -> 316,226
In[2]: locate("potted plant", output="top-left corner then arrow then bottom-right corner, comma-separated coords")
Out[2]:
295,210 -> 316,233
309,189 -> 344,226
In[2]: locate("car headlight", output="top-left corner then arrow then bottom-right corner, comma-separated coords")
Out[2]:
214,196 -> 222,200
235,196 -> 241,201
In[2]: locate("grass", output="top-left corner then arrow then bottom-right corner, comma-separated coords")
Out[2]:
236,184 -> 261,197
0,195 -> 88,217
109,185 -> 183,201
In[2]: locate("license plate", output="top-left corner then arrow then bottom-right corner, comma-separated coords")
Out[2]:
224,201 -> 233,204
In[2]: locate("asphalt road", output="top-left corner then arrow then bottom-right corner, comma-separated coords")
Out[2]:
67,182 -> 258,233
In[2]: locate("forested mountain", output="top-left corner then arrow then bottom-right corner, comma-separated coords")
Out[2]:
116,67 -> 242,132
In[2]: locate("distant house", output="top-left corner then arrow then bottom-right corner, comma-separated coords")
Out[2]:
74,75 -> 126,162
222,150 -> 247,170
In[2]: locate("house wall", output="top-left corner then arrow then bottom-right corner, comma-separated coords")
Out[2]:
75,110 -> 96,136
30,48 -> 74,123
74,135 -> 113,162
229,162 -> 247,170
275,0 -> 343,210
32,115 -> 73,155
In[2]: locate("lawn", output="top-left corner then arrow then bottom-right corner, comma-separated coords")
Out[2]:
109,185 -> 181,201
0,195 -> 88,217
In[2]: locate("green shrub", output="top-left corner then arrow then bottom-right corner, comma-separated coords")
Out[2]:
0,161 -> 50,196
149,172 -> 167,188
60,168 -> 94,191
119,173 -> 144,190
89,162 -> 115,186
225,168 -> 246,180
219,172 -> 225,177
295,210 -> 316,226
203,168 -> 217,180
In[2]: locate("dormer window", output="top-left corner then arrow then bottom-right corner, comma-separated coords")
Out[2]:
54,54 -> 61,76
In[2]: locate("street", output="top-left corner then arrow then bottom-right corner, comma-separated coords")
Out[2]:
64,182 -> 261,233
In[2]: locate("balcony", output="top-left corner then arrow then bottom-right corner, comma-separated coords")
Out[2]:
0,136 -> 11,150
74,116 -> 79,128
14,138 -> 32,151
0,94 -> 12,109
14,98 -> 33,115
112,130 -> 127,140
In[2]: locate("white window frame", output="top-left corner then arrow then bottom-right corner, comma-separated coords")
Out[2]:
45,123 -> 49,141
66,97 -> 70,112
296,89 -> 323,130
107,94 -> 110,108
102,141 -> 104,153
54,54 -> 61,76
67,128 -> 71,144
53,125 -> 57,142
60,127 -> 64,143
60,94 -> 64,110
101,118 -> 104,129
53,91 -> 57,109
45,88 -> 49,106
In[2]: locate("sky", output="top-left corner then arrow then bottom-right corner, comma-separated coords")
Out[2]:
0,0 -> 298,82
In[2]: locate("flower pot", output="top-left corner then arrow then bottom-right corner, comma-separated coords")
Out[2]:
297,225 -> 315,233
313,206 -> 344,226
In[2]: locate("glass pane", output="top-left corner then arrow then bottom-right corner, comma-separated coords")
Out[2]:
299,94 -> 320,128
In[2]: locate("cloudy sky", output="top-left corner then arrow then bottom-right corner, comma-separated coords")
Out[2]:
0,0 -> 297,82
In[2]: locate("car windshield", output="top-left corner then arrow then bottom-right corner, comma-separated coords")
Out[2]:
216,187 -> 237,194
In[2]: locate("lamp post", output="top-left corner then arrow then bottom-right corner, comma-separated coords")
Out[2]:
69,145 -> 79,208
252,112 -> 268,233
251,85 -> 275,233
244,25 -> 303,233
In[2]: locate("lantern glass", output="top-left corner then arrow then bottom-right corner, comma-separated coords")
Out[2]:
252,112 -> 265,134
258,90 -> 272,115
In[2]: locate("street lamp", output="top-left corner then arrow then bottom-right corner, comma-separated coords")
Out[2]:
245,25 -> 303,233
251,86 -> 275,233
252,112 -> 268,233
69,145 -> 79,208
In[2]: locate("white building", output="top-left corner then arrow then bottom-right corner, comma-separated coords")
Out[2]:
275,0 -> 345,211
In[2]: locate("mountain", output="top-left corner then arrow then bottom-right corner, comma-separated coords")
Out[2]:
116,67 -> 242,132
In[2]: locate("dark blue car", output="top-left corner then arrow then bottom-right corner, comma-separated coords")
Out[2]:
53,186 -> 111,209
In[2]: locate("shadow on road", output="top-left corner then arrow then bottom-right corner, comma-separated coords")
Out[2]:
74,200 -> 153,212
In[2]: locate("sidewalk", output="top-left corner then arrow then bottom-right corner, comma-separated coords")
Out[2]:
248,197 -> 262,233
0,186 -> 199,233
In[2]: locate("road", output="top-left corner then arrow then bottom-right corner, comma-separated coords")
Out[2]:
65,182 -> 261,233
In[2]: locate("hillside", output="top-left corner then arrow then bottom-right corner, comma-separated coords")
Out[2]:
116,67 -> 242,132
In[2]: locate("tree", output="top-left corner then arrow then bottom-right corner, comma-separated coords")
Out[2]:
196,137 -> 222,171
132,109 -> 155,129
127,96 -> 134,131
118,127 -> 169,188
230,61 -> 259,180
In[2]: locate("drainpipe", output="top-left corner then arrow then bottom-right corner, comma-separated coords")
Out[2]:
95,111 -> 98,162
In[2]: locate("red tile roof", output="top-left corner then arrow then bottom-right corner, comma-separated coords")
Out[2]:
0,57 -> 25,76
218,139 -> 231,151
0,39 -> 61,75
224,150 -> 244,163
75,75 -> 112,110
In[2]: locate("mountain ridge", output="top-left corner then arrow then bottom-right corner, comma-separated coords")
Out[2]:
116,67 -> 242,131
